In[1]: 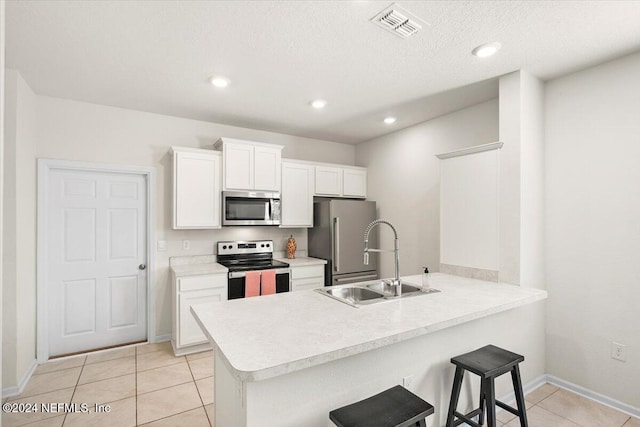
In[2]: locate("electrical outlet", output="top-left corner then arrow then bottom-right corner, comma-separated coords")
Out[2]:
611,342 -> 627,362
183,240 -> 190,250
402,375 -> 414,389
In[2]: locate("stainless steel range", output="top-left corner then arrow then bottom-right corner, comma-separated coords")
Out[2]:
217,240 -> 290,299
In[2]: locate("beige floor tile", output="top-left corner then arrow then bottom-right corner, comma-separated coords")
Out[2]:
34,356 -> 85,375
136,382 -> 202,425
186,350 -> 213,362
196,377 -> 214,405
496,398 -> 534,424
538,389 -> 630,427
136,341 -> 172,355
136,362 -> 193,395
1,388 -> 73,426
78,357 -> 135,385
63,397 -> 136,427
18,368 -> 81,398
525,382 -> 559,404
506,405 -> 580,427
85,347 -> 136,365
138,407 -> 210,427
625,417 -> 640,427
204,404 -> 214,426
21,414 -> 65,426
72,374 -> 135,405
137,347 -> 184,372
188,356 -> 214,380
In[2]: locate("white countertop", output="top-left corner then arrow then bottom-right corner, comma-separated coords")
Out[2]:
191,273 -> 547,382
276,256 -> 327,267
171,262 -> 228,277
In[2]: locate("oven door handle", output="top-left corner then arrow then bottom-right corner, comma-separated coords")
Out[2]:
229,268 -> 290,279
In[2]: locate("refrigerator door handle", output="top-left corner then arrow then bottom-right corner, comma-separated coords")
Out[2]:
334,217 -> 340,272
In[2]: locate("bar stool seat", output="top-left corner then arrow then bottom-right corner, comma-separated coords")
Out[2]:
330,385 -> 434,427
446,345 -> 528,427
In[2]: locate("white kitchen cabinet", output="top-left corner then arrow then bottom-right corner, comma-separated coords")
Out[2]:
172,273 -> 227,355
215,137 -> 283,191
343,168 -> 367,198
291,265 -> 325,291
315,165 -> 343,196
281,161 -> 314,228
172,147 -> 222,229
314,164 -> 367,198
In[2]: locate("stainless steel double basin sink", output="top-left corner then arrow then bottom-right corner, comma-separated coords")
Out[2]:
316,280 -> 439,307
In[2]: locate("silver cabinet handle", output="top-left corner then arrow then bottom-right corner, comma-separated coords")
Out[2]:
334,217 -> 340,272
138,264 -> 147,270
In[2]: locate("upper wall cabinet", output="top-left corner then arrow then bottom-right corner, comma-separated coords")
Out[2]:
281,161 -> 314,228
172,147 -> 222,229
315,165 -> 367,198
215,137 -> 283,192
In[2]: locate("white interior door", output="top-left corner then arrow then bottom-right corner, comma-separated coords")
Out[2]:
47,169 -> 147,356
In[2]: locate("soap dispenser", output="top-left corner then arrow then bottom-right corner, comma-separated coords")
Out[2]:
421,266 -> 430,289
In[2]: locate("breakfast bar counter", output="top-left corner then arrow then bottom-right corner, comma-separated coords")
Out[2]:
191,273 -> 547,426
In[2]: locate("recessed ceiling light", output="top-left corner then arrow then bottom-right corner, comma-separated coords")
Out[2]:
310,99 -> 327,109
210,76 -> 230,88
384,117 -> 397,124
472,42 -> 502,58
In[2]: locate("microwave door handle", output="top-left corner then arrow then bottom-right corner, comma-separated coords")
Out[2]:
268,199 -> 274,220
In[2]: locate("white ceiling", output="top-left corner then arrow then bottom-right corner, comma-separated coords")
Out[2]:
6,1 -> 640,144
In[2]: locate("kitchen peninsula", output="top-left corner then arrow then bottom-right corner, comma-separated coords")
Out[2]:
191,273 -> 547,426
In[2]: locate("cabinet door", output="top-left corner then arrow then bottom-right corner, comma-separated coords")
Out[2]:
174,151 -> 221,228
281,162 -> 314,227
254,146 -> 281,191
224,142 -> 254,190
315,166 -> 343,196
178,287 -> 226,347
343,168 -> 367,198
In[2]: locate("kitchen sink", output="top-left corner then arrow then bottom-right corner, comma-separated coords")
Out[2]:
366,281 -> 423,295
320,286 -> 385,306
316,281 -> 440,308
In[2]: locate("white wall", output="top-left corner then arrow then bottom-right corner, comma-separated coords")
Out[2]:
2,70 -> 38,390
355,99 -> 499,278
1,0 -> 6,404
33,94 -> 355,342
545,52 -> 640,408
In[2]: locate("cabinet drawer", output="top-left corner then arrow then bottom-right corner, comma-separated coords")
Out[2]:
178,274 -> 227,292
292,277 -> 323,292
291,265 -> 324,280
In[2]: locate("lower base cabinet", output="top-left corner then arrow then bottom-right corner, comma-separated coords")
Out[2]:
291,265 -> 325,292
172,272 -> 227,355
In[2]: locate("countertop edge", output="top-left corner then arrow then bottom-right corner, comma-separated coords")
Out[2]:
195,288 -> 547,382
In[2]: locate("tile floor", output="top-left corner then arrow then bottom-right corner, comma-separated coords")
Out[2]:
2,342 -> 214,427
2,344 -> 639,427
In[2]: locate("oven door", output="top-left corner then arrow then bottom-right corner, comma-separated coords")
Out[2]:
228,269 -> 291,299
223,191 -> 280,226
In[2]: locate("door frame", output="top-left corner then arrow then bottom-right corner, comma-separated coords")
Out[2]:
37,158 -> 156,362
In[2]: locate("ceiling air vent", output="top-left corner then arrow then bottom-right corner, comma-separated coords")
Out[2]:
371,3 -> 426,39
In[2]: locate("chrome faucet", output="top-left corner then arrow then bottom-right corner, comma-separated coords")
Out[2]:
363,219 -> 401,297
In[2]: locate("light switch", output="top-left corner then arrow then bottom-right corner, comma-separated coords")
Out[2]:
183,240 -> 190,250
157,240 -> 166,251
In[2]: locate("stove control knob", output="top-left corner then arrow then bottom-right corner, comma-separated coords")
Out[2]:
266,243 -> 270,248
229,245 -> 233,249
223,245 -> 227,250
261,244 -> 265,247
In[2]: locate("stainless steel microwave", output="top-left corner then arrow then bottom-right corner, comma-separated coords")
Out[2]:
222,191 -> 281,226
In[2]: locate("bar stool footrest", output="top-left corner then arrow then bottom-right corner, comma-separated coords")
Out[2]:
453,410 -> 482,427
495,400 -> 520,416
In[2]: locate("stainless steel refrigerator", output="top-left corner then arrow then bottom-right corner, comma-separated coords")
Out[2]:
308,199 -> 379,286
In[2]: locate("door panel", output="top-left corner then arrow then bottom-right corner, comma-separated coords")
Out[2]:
48,169 -> 147,356
330,200 -> 378,274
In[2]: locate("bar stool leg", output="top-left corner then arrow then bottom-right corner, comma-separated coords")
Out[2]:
478,382 -> 486,426
511,365 -> 529,427
415,420 -> 426,427
445,366 -> 464,427
484,377 -> 497,427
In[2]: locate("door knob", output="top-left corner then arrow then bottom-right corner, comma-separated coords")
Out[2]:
138,264 -> 147,270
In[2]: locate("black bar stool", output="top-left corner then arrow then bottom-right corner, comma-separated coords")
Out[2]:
330,385 -> 434,427
446,345 -> 528,427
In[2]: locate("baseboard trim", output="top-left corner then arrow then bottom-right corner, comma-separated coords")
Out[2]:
496,373 -> 548,406
154,334 -> 171,343
546,375 -> 640,419
2,358 -> 38,398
